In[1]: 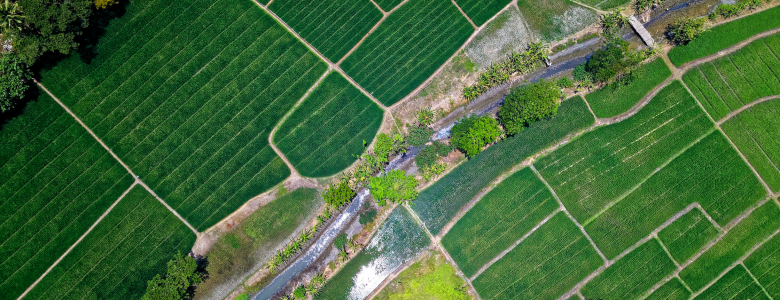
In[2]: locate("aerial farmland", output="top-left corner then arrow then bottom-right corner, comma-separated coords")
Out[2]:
0,0 -> 779,300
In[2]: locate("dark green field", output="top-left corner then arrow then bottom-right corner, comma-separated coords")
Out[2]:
454,0 -> 512,26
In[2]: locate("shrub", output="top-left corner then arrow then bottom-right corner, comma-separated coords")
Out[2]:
557,77 -> 575,89
666,17 -> 707,45
369,170 -> 419,206
374,133 -> 404,159
293,285 -> 306,299
415,141 -> 453,169
323,182 -> 355,208
500,79 -> 561,135
142,252 -> 203,300
451,115 -> 502,158
600,11 -> 628,41
334,233 -> 348,249
415,108 -> 438,127
715,3 -> 743,18
359,205 -> 377,225
406,126 -> 435,147
0,53 -> 30,112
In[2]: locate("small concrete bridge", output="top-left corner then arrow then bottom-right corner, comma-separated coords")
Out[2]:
628,15 -> 655,47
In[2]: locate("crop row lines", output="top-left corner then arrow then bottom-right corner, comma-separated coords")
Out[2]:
336,0 -> 410,66
369,0 -> 386,14
450,0 -> 478,29
16,182 -> 138,300
36,81 -> 198,234
656,236 -> 682,269
743,262 -> 775,299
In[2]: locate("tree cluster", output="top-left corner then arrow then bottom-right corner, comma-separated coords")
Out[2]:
499,79 -> 561,136
462,43 -> 549,101
323,181 -> 355,208
666,17 -> 707,45
369,169 -> 418,206
142,252 -> 203,300
451,115 -> 501,158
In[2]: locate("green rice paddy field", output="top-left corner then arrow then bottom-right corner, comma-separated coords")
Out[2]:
454,0 -> 512,26
586,58 -> 672,118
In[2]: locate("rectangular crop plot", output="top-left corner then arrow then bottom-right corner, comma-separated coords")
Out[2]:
38,0 -> 329,230
0,93 -> 134,299
722,99 -> 780,192
668,5 -> 780,66
441,168 -> 559,277
24,185 -> 197,300
273,72 -> 384,177
680,201 -> 780,291
586,58 -> 672,118
472,213 -> 603,300
516,0 -> 597,42
536,81 -> 713,223
340,0 -> 474,105
268,0 -> 383,62
582,239 -> 677,299
454,0 -> 511,26
745,233 -> 780,298
693,265 -> 770,300
413,97 -> 593,235
646,278 -> 691,300
658,209 -> 721,263
585,131 -> 765,258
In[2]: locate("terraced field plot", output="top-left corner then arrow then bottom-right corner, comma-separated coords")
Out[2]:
646,279 -> 691,300
516,0 -> 597,41
682,34 -> 780,121
341,0 -> 474,105
721,99 -> 780,193
472,213 -> 603,300
586,58 -> 672,118
0,93 -> 134,299
581,239 -> 677,299
24,185 -> 197,300
536,81 -> 714,224
745,233 -> 780,298
453,0 -> 512,26
274,73 -> 384,177
414,97 -> 594,235
441,168 -> 559,277
694,266 -> 770,300
268,0 -> 383,62
38,0 -> 330,230
658,209 -> 721,263
668,5 -> 780,66
584,130 -> 765,258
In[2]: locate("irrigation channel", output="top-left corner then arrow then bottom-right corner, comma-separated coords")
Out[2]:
250,2 -> 715,298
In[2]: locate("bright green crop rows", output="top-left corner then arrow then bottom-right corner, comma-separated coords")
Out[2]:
537,81 -> 713,223
582,240 -> 676,299
39,0 -> 329,230
274,73 -> 384,177
695,266 -> 770,300
269,0 -> 383,62
341,0 -> 474,105
658,209 -> 720,263
745,233 -> 780,298
472,213 -> 603,300
0,93 -> 134,299
646,279 -> 690,300
586,58 -> 672,118
668,5 -> 780,66
585,131 -> 765,258
722,99 -> 780,193
413,97 -> 593,235
680,201 -> 780,291
441,168 -> 558,277
25,185 -> 197,300
453,0 -> 511,26
682,34 -> 780,120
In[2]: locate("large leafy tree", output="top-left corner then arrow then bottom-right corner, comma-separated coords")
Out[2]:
15,0 -> 93,65
499,79 -> 561,135
369,170 -> 418,206
142,252 -> 203,300
451,115 -> 502,158
0,52 -> 30,111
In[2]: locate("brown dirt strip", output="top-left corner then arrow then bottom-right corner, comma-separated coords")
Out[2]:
337,0 -> 409,66
450,0 -> 478,30
369,0 -> 387,15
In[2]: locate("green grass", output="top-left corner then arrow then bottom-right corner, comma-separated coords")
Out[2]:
199,188 -> 322,298
0,92 -> 134,299
586,58 -> 672,118
373,0 -> 404,11
441,168 -> 559,277
668,5 -> 780,66
585,131 -> 765,258
374,251 -> 471,300
582,239 -> 677,299
722,99 -> 780,193
413,96 -> 594,235
38,0 -> 329,230
316,208 -> 430,299
694,265 -> 770,300
680,201 -> 780,291
576,0 -> 631,10
274,72 -> 384,177
341,0 -> 474,105
472,213 -> 603,300
646,278 -> 691,300
24,185 -> 197,300
268,0 -> 383,62
745,233 -> 780,299
658,209 -> 721,263
536,81 -> 713,223
516,0 -> 598,41
453,0 -> 512,26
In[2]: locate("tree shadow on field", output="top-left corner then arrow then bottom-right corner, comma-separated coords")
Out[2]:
0,86 -> 42,131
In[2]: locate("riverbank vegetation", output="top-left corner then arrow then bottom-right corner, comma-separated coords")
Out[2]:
462,43 -> 549,101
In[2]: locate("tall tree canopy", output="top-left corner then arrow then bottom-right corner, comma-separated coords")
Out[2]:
15,0 -> 93,65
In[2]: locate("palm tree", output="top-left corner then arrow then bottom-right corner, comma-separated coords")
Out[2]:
0,0 -> 23,32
